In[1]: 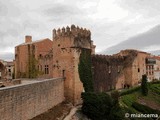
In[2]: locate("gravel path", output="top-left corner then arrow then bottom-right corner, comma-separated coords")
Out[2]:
64,107 -> 78,120
63,105 -> 90,120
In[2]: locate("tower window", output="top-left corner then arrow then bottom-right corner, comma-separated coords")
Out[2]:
39,54 -> 42,58
45,65 -> 49,74
62,70 -> 65,78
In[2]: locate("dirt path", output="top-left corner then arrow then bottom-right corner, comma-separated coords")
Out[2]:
63,107 -> 78,120
63,105 -> 90,120
138,98 -> 160,111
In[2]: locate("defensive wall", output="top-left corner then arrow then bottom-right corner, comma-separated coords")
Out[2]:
91,52 -> 140,92
92,54 -> 126,91
0,78 -> 64,120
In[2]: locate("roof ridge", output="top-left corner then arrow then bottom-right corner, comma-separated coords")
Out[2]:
17,38 -> 51,46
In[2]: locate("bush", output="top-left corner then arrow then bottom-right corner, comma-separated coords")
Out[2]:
141,75 -> 148,96
111,90 -> 120,105
81,92 -> 113,120
120,86 -> 140,96
109,105 -> 126,120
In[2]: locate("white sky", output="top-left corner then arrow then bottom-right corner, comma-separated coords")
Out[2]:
0,0 -> 160,60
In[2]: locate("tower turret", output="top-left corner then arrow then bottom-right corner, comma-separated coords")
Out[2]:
52,24 -> 95,105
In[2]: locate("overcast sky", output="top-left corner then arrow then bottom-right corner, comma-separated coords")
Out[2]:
0,0 -> 160,61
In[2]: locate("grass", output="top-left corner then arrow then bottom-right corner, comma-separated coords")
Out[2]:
120,92 -> 140,113
120,86 -> 141,96
142,83 -> 160,104
121,94 -> 137,107
149,83 -> 160,95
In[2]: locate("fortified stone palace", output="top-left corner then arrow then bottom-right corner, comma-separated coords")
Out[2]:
15,24 -> 160,104
2,25 -> 160,120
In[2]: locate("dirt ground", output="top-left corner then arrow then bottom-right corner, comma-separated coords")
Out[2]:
138,98 -> 160,111
30,102 -> 73,120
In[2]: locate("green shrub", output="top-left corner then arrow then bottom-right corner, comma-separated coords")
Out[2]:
141,75 -> 148,96
120,86 -> 140,96
111,90 -> 120,105
109,105 -> 126,120
81,92 -> 113,120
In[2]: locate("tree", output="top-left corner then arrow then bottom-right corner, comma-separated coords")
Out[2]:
78,49 -> 94,92
141,74 -> 148,96
81,92 -> 113,120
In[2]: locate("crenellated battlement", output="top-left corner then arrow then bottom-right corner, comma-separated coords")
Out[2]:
52,24 -> 91,39
92,54 -> 125,60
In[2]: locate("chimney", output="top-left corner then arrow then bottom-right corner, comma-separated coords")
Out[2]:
25,35 -> 32,43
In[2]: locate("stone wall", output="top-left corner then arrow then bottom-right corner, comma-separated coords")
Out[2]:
0,78 -> 64,120
92,50 -> 150,92
92,55 -> 125,92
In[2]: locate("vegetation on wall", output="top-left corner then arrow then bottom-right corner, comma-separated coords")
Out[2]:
27,44 -> 40,78
78,49 -> 94,92
27,55 -> 39,78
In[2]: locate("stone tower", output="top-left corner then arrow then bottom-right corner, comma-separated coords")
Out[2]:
52,25 -> 95,105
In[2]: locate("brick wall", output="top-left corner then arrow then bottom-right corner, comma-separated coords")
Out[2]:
15,38 -> 53,78
0,78 -> 64,120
